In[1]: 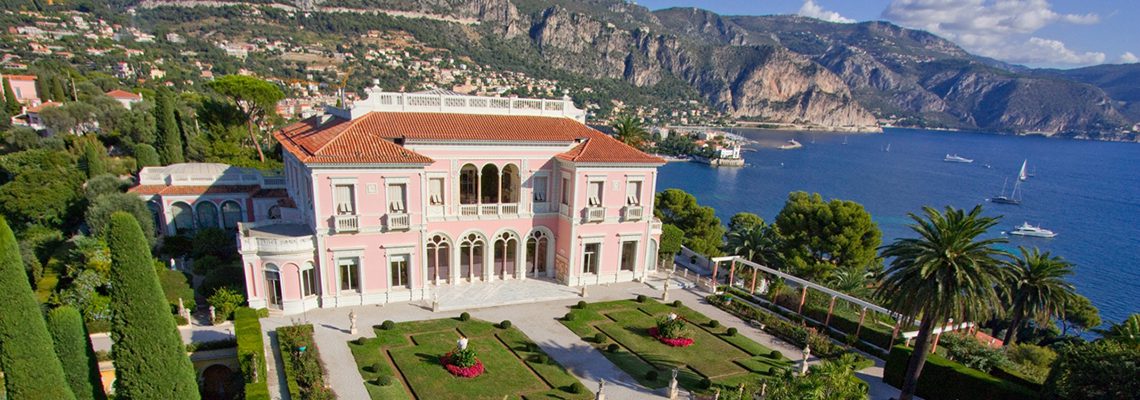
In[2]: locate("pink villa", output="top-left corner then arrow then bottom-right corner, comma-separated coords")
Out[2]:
133,88 -> 665,314
1,74 -> 39,106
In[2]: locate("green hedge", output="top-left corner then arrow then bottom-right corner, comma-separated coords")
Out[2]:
883,346 -> 1039,400
234,307 -> 269,400
707,293 -> 846,358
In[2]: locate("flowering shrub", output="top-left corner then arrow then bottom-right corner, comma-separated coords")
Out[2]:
656,315 -> 688,339
440,348 -> 485,378
649,327 -> 695,347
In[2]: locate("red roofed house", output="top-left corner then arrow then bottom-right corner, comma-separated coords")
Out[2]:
2,74 -> 40,106
105,89 -> 143,109
133,87 -> 664,314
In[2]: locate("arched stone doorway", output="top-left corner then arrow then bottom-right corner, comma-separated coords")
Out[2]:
199,364 -> 240,400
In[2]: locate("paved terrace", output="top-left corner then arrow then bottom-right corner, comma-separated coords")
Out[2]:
257,274 -> 910,400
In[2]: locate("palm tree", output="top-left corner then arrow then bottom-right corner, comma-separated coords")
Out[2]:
1097,314 -> 1140,346
874,206 -> 1009,400
1002,247 -> 1076,346
725,223 -> 780,267
611,115 -> 648,149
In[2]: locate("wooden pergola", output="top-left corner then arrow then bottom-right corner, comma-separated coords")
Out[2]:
705,254 -> 906,348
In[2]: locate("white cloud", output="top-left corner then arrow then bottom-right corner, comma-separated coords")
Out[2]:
1120,52 -> 1139,64
881,0 -> 1105,65
798,0 -> 855,24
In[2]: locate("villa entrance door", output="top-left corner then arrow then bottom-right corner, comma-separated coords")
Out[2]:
265,270 -> 283,309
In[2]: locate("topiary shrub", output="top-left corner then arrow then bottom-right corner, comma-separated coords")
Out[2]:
708,320 -> 720,328
499,320 -> 512,329
594,332 -> 607,343
636,294 -> 647,302
672,300 -> 683,307
645,370 -> 659,381
374,375 -> 393,387
699,378 -> 712,389
381,320 -> 395,330
607,343 -> 620,353
459,312 -> 470,321
370,362 -> 383,373
569,382 -> 588,394
726,327 -> 738,336
769,350 -> 782,359
354,337 -> 367,345
564,312 -> 575,321
577,300 -> 588,309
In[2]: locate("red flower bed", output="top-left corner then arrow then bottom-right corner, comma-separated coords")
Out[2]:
440,352 -> 485,378
648,327 -> 695,347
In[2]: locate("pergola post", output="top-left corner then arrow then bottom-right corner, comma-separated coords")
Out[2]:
824,296 -> 837,326
749,268 -> 758,295
932,318 -> 952,354
797,285 -> 808,315
710,259 -> 719,287
855,307 -> 868,337
727,259 -> 736,289
889,319 -> 901,348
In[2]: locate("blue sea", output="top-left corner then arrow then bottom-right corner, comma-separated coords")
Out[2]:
656,127 -> 1140,326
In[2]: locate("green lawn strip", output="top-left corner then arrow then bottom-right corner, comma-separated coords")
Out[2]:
352,318 -> 586,400
347,338 -> 411,400
560,299 -> 794,394
389,329 -> 546,400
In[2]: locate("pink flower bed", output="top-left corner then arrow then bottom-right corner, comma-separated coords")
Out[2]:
440,352 -> 485,378
648,327 -> 695,347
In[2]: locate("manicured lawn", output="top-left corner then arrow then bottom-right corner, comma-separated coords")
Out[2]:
561,298 -> 792,394
348,317 -> 591,400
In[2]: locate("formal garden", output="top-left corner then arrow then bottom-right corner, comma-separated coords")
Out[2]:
348,314 -> 591,400
559,296 -> 793,395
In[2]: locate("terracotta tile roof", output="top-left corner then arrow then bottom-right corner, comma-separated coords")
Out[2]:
26,101 -> 60,113
3,74 -> 36,81
128,184 -> 260,196
275,115 -> 435,164
556,131 -> 666,164
275,112 -> 663,164
105,89 -> 141,100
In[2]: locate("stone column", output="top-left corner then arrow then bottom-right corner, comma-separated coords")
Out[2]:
662,270 -> 672,302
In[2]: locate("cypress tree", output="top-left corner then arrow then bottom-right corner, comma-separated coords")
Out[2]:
47,306 -> 108,400
107,212 -> 199,400
2,77 -> 20,115
133,143 -> 161,171
52,76 -> 68,102
0,217 -> 77,400
154,89 -> 184,165
81,142 -> 107,178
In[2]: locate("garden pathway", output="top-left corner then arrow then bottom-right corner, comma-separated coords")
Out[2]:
257,273 -> 911,400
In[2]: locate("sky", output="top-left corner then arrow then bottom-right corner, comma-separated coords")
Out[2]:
635,0 -> 1139,69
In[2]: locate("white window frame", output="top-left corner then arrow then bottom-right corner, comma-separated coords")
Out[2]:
428,177 -> 445,206
560,174 -> 571,206
333,251 -> 364,293
300,263 -> 318,298
532,173 -> 550,203
330,178 -> 358,215
619,240 -> 638,272
582,241 -> 602,275
387,183 -> 408,213
625,178 -> 644,206
388,254 -> 411,289
587,179 -> 605,207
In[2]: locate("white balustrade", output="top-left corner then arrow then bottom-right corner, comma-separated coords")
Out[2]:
333,214 -> 359,233
480,204 -> 498,215
500,203 -> 519,215
585,207 -> 606,223
387,213 -> 410,230
622,205 -> 644,221
349,91 -> 587,122
459,204 -> 479,217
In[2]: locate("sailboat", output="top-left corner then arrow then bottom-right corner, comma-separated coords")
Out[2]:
991,177 -> 1023,205
882,143 -> 891,152
1018,160 -> 1029,181
842,136 -> 848,145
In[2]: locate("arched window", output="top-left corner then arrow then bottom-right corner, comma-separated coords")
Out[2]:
426,234 -> 451,284
526,230 -> 551,277
459,233 -> 485,282
196,202 -> 220,229
459,164 -> 479,205
147,200 -> 162,235
493,231 -> 519,279
171,202 -> 194,233
480,164 -> 499,204
221,201 -> 243,230
500,164 -> 520,203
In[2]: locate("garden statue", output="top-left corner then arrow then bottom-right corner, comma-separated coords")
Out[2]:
668,312 -> 677,321
458,335 -> 469,351
667,368 -> 679,399
349,310 -> 358,335
662,270 -> 672,301
800,345 -> 811,375
208,305 -> 216,325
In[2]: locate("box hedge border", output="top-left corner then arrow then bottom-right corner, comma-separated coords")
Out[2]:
883,345 -> 1039,400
